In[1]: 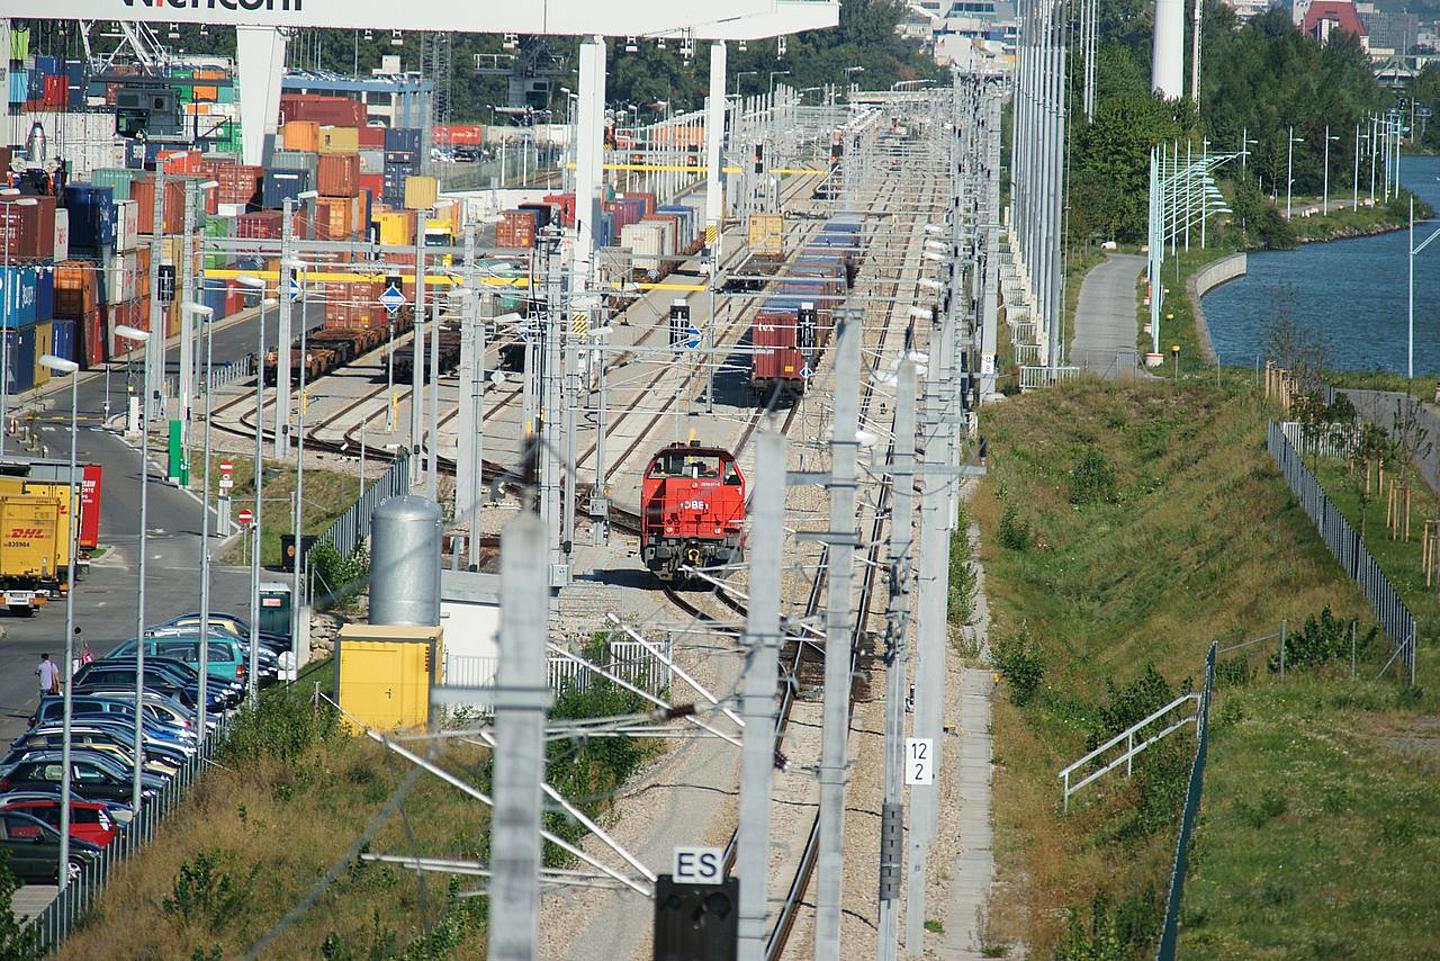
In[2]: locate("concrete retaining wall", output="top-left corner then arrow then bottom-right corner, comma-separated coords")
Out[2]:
1188,252 -> 1247,364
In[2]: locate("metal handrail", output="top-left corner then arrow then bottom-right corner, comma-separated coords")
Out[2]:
1058,692 -> 1200,811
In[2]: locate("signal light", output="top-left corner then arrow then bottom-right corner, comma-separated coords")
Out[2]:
753,143 -> 764,175
669,300 -> 691,349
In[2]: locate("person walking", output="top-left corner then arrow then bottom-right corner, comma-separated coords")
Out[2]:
35,653 -> 61,696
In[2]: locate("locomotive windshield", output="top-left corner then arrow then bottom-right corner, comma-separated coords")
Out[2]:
648,452 -> 742,485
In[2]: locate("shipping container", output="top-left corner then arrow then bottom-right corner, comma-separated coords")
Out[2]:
496,209 -> 537,249
281,120 -> 319,152
280,94 -> 365,128
271,150 -> 319,175
91,167 -> 139,202
64,184 -> 116,251
359,149 -> 385,175
106,252 -> 139,306
34,264 -> 54,323
80,307 -> 106,369
113,199 -> 138,252
622,221 -> 668,273
433,124 -> 483,146
0,194 -> 57,259
109,298 -> 149,356
263,169 -> 311,209
384,128 -> 422,154
543,193 -> 577,229
358,125 -> 385,149
52,209 -> 69,262
0,266 -> 40,328
31,320 -> 52,388
235,210 -> 283,240
155,149 -> 202,175
747,212 -> 785,258
4,325 -> 35,393
317,152 -> 360,197
313,196 -> 357,240
130,177 -> 186,235
0,494 -> 62,590
403,175 -> 438,211
55,260 -> 100,319
319,126 -> 360,154
51,317 -> 76,363
335,625 -> 444,732
374,210 -> 417,247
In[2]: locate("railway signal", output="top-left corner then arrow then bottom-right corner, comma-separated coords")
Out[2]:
669,300 -> 691,349
380,277 -> 406,315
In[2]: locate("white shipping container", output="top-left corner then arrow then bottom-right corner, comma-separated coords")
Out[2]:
106,251 -> 137,306
14,110 -> 120,179
217,203 -> 247,218
621,222 -> 665,272
52,209 -> 69,262
359,149 -> 385,174
113,200 -> 138,252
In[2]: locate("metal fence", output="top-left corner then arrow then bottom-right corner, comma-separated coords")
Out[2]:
1154,642 -> 1216,961
314,449 -> 412,560
29,717 -> 232,952
1019,365 -> 1082,390
444,638 -> 674,707
163,356 -> 256,399
1267,421 -> 1417,681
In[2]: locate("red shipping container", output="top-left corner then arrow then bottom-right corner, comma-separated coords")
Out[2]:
543,193 -> 576,229
130,177 -> 186,234
235,210 -> 283,239
81,306 -> 107,370
358,125 -> 385,149
78,464 -> 102,551
280,94 -> 366,128
217,165 -> 263,207
0,194 -> 57,258
55,260 -> 100,318
42,75 -> 67,108
316,152 -> 360,198
751,304 -> 805,385
156,149 -> 202,175
110,298 -> 149,355
496,209 -> 537,249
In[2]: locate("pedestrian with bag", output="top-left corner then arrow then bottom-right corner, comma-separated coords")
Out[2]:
35,653 -> 61,696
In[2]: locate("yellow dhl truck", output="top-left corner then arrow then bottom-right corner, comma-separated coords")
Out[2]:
0,493 -> 68,616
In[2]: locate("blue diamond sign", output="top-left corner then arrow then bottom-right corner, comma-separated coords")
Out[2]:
685,325 -> 702,351
799,364 -> 814,380
288,275 -> 302,303
378,284 -> 406,314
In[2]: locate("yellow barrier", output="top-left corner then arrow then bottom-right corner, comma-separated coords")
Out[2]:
565,162 -> 827,176
202,269 -> 707,293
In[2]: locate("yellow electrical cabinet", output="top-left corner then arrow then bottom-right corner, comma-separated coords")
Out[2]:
335,624 -> 445,732
747,212 -> 785,258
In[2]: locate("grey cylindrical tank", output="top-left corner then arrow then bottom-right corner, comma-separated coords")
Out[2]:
369,495 -> 442,626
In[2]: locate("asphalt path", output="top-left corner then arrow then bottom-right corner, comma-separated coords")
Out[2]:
0,303 -> 323,746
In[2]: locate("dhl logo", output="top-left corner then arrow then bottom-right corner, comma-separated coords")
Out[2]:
8,528 -> 46,539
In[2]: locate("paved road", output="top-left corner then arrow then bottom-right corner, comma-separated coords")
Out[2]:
0,304 -> 322,746
1071,254 -> 1146,378
1344,389 -> 1440,496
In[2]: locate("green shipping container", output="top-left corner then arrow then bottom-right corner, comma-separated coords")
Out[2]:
90,168 -> 138,202
217,86 -> 235,104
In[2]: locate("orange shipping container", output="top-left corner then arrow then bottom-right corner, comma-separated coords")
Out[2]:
130,177 -> 186,235
316,152 -> 360,198
313,196 -> 356,240
282,120 -> 320,153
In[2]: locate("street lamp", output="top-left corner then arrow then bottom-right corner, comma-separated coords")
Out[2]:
769,70 -> 790,97
237,274 -> 273,704
733,70 -> 758,99
843,65 -> 864,97
183,301 -> 215,737
1406,195 -> 1440,380
113,322 -> 150,813
284,259 -> 308,672
1286,126 -> 1304,220
1238,126 -> 1258,173
38,353 -> 80,888
1322,125 -> 1339,216
1,194 -> 38,457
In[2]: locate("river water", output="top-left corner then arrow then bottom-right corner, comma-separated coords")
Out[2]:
1200,154 -> 1440,374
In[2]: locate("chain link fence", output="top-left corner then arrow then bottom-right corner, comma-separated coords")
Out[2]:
1268,421 -> 1417,682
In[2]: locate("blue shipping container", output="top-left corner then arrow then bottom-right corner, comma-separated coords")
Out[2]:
65,60 -> 87,82
0,266 -> 40,328
385,128 -> 421,153
263,169 -> 310,209
65,184 -> 117,251
202,282 -> 227,319
34,264 -> 54,322
51,317 -> 77,363
5,326 -> 36,394
35,55 -> 60,77
124,139 -> 146,170
7,72 -> 27,105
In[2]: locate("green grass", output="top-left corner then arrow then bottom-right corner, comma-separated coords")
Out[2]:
973,380 -> 1438,958
1284,194 -> 1421,244
1135,245 -> 1233,375
204,458 -> 367,567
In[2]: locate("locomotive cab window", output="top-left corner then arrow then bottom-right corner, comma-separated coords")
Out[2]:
725,462 -> 742,486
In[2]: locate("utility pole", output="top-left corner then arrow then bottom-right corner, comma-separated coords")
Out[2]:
147,167 -> 165,431
487,511 -> 551,961
428,277 -> 441,501
276,199 -> 293,460
412,230 -> 427,491
906,309 -> 954,954
876,361 -> 917,961
736,431 -> 787,961
816,307 -> 862,961
457,227 -> 485,570
179,184 -> 195,445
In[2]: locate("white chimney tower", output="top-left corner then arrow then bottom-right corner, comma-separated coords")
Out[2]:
1152,0 -> 1185,99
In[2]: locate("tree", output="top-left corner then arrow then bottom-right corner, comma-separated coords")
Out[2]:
0,854 -> 40,961
1351,420 -> 1396,539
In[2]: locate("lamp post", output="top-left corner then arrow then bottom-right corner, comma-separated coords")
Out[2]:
769,69 -> 790,97
113,323 -> 150,812
184,302 -> 215,736
733,70 -> 758,99
1354,124 -> 1365,213
1286,126 -> 1304,220
236,274 -> 273,705
1406,195 -> 1440,380
0,193 -> 37,457
38,353 -> 80,888
285,258 -> 308,672
843,64 -> 864,98
1322,125 -> 1339,216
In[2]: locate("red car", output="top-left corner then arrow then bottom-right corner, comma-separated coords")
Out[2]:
0,799 -> 119,848
640,442 -> 746,583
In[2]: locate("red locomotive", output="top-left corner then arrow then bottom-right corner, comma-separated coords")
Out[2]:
640,441 -> 747,583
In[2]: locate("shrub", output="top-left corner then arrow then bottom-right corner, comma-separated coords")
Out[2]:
997,502 -> 1032,551
222,687 -> 342,766
162,850 -> 258,934
1088,664 -> 1175,749
0,851 -> 40,960
1269,606 -> 1377,673
993,626 -> 1045,706
1068,446 -> 1117,506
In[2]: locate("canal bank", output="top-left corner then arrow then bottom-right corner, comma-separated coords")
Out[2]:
1200,155 -> 1440,374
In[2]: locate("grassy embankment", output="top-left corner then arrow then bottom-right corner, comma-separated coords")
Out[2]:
200,458 -> 366,568
972,381 -> 1440,960
54,648 -> 655,961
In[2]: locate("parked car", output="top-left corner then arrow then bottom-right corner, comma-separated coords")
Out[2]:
106,636 -> 248,701
0,810 -> 101,883
0,752 -> 166,803
3,732 -> 176,778
0,798 -> 119,848
0,789 -> 133,827
29,696 -> 194,739
19,722 -> 193,766
71,661 -> 198,710
85,656 -> 231,715
155,612 -> 290,656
